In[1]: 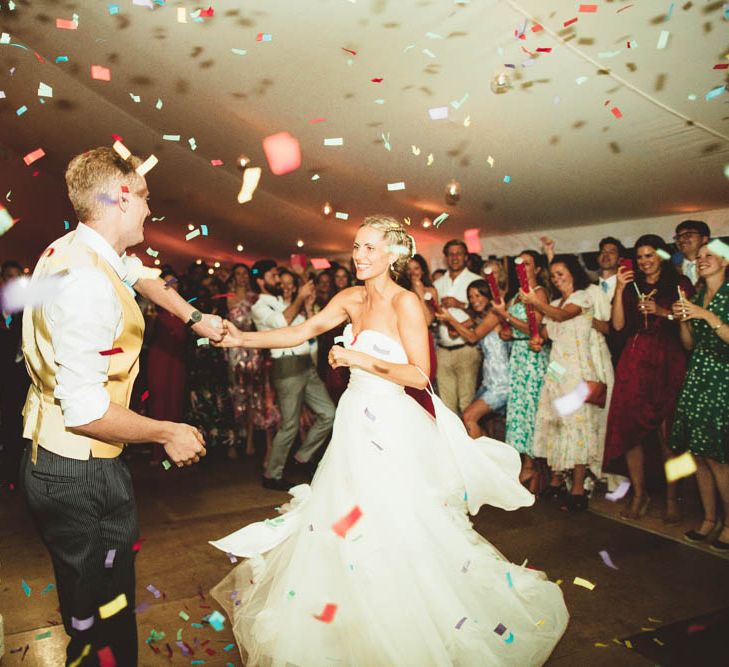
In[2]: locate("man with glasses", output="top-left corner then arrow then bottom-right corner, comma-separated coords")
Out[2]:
674,220 -> 711,286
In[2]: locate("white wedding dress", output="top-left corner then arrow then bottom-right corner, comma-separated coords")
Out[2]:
210,325 -> 568,666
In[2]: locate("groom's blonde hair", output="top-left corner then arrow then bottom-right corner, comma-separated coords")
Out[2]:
359,215 -> 415,278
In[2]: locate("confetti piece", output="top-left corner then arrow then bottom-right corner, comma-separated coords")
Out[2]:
665,451 -> 697,482
335,211 -> 349,220
21,579 -> 31,596
256,32 -> 272,42
504,632 -> 515,644
262,131 -> 302,175
108,4 -> 120,15
56,18 -> 78,29
503,175 -> 511,183
464,228 -> 481,254
69,645 -> 92,667
197,338 -> 210,347
146,247 -> 159,258
705,85 -> 726,101
99,347 -> 123,356
428,106 -> 449,120
37,82 -> 53,98
72,615 -> 95,631
208,610 -> 226,631
179,611 -> 190,621
464,115 -> 471,127
605,480 -> 631,501
387,182 -> 406,191
371,77 -> 383,83
311,258 -> 332,270
656,30 -> 669,50
494,623 -> 507,636
455,617 -> 467,629
573,577 -> 596,590
146,584 -> 162,599
656,248 -> 672,260
15,105 -> 27,116
433,212 -> 449,228
23,148 -> 45,166
653,638 -> 665,646
314,603 -> 337,623
136,155 -> 158,176
99,593 -> 127,619
576,76 -> 589,85
374,98 -> 386,104
162,460 -> 171,470
91,65 -> 111,81
238,166 -> 262,204
332,505 -> 363,538
105,549 -> 116,568
200,224 -> 208,236
381,132 -> 391,151
553,380 -> 590,417
423,49 -> 436,58
594,642 -> 609,647
97,646 -> 116,667
611,107 -> 623,119
112,140 -> 131,160
162,134 -> 180,142
324,137 -> 344,146
0,32 -> 9,43
579,4 -> 597,11
536,47 -> 552,53
599,550 -> 619,570
411,145 -> 421,156
36,630 -> 52,640
140,390 -> 150,402
41,583 -> 55,595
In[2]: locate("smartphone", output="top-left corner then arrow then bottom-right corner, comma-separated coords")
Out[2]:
619,258 -> 633,272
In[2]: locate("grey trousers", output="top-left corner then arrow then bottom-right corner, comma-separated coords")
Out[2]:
436,344 -> 481,415
21,445 -> 139,666
268,355 -> 335,480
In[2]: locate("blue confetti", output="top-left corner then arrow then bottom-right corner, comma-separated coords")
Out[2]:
503,175 -> 511,184
108,4 -> 119,14
706,85 -> 726,101
55,56 -> 69,63
16,105 -> 28,116
506,572 -> 513,588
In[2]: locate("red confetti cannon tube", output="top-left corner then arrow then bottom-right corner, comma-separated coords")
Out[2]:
514,258 -> 539,338
484,267 -> 511,336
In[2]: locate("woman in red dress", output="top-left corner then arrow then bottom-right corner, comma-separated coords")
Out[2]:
603,235 -> 694,521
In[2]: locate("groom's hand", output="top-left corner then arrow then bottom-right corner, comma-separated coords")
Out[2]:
162,423 -> 207,467
192,313 -> 226,342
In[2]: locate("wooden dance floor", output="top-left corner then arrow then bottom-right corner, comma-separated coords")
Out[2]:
2,447 -> 729,666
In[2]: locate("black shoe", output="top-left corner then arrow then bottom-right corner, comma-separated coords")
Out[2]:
261,477 -> 294,491
561,494 -> 588,513
710,538 -> 729,553
540,483 -> 567,502
683,521 -> 719,543
293,459 -> 317,482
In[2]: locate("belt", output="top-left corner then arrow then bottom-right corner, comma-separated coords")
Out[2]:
438,344 -> 467,351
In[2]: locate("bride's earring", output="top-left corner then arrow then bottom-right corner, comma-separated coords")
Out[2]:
389,261 -> 394,272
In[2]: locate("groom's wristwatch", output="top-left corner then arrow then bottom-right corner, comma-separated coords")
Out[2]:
186,309 -> 203,327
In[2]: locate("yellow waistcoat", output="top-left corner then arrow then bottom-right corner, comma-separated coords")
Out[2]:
22,231 -> 145,463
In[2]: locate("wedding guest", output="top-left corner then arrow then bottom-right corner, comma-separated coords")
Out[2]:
145,269 -> 187,465
438,280 -> 509,438
333,265 -> 354,292
604,234 -> 694,522
670,242 -> 729,551
527,255 -> 614,511
431,268 -> 446,283
227,263 -> 279,459
491,251 -> 550,493
467,252 -> 484,276
674,220 -> 711,287
433,240 -> 481,414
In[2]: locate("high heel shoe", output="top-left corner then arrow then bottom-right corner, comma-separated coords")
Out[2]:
620,495 -> 650,520
561,494 -> 588,513
540,483 -> 567,502
684,520 -> 719,543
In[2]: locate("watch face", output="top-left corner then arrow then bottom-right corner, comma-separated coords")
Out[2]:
190,310 -> 202,323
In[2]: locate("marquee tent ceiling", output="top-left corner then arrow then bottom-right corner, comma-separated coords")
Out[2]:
1,0 -> 729,267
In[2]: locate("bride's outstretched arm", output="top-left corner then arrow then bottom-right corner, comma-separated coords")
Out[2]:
329,291 -> 431,390
215,289 -> 351,349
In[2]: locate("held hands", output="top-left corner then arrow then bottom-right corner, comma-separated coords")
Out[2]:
440,296 -> 463,310
162,423 -> 206,467
328,345 -> 360,369
212,320 -> 247,348
192,314 -> 226,343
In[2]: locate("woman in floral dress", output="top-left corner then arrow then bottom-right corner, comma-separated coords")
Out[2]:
226,263 -> 279,459
492,250 -> 550,493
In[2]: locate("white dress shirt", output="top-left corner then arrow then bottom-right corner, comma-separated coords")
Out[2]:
251,293 -> 309,358
597,273 -> 617,303
587,283 -> 611,322
681,258 -> 699,286
433,268 -> 481,347
46,223 -> 142,427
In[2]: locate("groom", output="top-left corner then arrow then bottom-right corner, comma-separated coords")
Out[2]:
20,147 -> 221,665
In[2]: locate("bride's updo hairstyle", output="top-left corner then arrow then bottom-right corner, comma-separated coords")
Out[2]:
359,214 -> 416,279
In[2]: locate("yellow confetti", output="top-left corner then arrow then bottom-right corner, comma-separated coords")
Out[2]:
238,166 -> 262,204
464,115 -> 471,127
99,592 -> 127,619
641,627 -> 656,632
555,579 -> 563,586
665,451 -> 697,482
403,217 -> 411,226
426,153 -> 434,166
535,619 -> 545,626
594,642 -> 609,648
612,638 -> 623,646
648,617 -> 663,623
625,640 -> 633,649
411,145 -> 421,155
573,576 -> 595,590
69,645 -> 91,667
653,638 -> 665,646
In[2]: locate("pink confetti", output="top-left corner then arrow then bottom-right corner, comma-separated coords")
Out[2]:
23,148 -> 45,166
210,159 -> 223,166
262,131 -> 301,176
56,18 -> 77,30
464,228 -> 481,254
310,258 -> 331,270
332,506 -> 362,538
579,4 -> 598,11
91,65 -> 111,81
313,603 -> 337,623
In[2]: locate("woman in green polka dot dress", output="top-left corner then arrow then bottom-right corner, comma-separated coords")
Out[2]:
670,243 -> 729,552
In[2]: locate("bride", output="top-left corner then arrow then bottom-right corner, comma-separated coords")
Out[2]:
209,215 -> 568,666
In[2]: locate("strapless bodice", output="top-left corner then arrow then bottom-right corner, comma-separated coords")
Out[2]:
341,323 -> 408,395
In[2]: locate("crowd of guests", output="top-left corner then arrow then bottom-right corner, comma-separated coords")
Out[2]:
1,219 -> 727,549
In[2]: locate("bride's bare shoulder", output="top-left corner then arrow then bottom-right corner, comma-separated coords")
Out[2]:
392,287 -> 421,310
338,286 -> 366,302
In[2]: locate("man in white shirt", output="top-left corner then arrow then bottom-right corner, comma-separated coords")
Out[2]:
251,259 -> 335,490
433,239 -> 481,414
20,147 -> 222,665
674,220 -> 710,287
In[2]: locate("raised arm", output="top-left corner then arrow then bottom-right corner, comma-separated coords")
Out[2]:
217,288 -> 351,349
329,291 -> 431,389
437,309 -> 499,344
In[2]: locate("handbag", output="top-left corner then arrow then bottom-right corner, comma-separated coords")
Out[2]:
584,380 -> 607,408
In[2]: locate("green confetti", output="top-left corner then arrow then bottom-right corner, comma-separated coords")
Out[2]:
35,630 -> 52,640
179,610 -> 190,621
162,460 -> 171,470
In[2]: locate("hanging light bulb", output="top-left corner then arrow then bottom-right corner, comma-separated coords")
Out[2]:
187,223 -> 195,231
422,217 -> 432,229
207,267 -> 214,275
236,243 -> 244,252
490,70 -> 512,95
445,178 -> 461,205
322,201 -> 333,217
214,261 -> 221,268
154,258 -> 161,266
237,154 -> 251,170
195,258 -> 202,265
296,239 -> 304,248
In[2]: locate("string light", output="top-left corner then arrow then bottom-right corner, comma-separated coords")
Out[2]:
236,244 -> 244,252
296,239 -> 304,248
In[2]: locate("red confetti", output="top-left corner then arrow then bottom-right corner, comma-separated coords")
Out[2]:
563,17 -> 578,27
34,52 -> 45,64
212,293 -> 235,299
23,148 -> 46,166
99,347 -> 123,356
531,24 -> 543,32
132,538 -> 146,552
262,131 -> 302,176
199,7 -> 214,17
121,185 -> 129,193
370,77 -> 383,83
91,65 -> 111,81
713,64 -> 729,70
688,624 -> 706,634
45,247 -> 55,257
210,159 -> 223,166
313,603 -> 338,623
331,505 -> 362,538
579,4 -> 598,12
111,134 -> 124,142
56,18 -> 77,30
32,171 -> 39,177
611,106 -> 623,119
141,390 -> 149,402
536,47 -> 552,53
97,647 -> 117,667
205,648 -> 216,656
341,47 -> 357,56
309,118 -> 326,124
